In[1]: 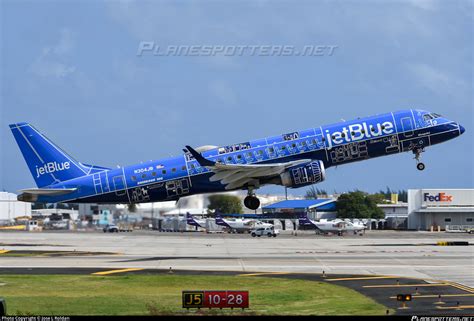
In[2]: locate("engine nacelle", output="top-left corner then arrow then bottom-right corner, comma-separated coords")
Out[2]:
280,160 -> 326,188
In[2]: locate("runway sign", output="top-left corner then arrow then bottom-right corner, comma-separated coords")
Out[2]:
182,290 -> 249,309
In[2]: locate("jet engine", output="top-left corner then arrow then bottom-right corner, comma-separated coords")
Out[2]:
280,160 -> 326,188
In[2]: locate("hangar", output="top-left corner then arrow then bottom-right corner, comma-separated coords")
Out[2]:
261,199 -> 337,220
407,189 -> 474,230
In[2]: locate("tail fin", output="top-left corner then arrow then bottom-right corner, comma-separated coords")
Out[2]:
298,213 -> 314,226
214,211 -> 230,227
186,212 -> 200,227
9,122 -> 109,187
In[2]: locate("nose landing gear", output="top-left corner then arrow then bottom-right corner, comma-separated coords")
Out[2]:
414,148 -> 425,171
244,186 -> 260,210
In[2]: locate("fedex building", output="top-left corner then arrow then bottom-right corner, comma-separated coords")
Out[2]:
407,189 -> 474,230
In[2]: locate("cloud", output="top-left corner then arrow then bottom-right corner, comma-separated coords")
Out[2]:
406,63 -> 468,97
208,80 -> 238,106
30,28 -> 76,78
404,0 -> 438,11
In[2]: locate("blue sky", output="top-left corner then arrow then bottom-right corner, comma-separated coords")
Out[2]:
1,0 -> 472,196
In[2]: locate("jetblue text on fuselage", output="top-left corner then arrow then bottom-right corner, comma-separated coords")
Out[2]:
325,121 -> 394,149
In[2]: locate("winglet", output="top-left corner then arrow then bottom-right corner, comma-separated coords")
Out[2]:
185,145 -> 216,167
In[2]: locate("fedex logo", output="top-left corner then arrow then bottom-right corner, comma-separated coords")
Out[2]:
423,193 -> 453,202
325,121 -> 394,148
35,161 -> 70,178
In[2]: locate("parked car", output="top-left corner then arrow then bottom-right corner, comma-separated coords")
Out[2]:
103,224 -> 119,233
251,226 -> 279,237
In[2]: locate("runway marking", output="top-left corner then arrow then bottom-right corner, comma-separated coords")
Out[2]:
0,250 -> 10,254
363,283 -> 449,288
390,294 -> 474,299
327,276 -> 398,281
237,272 -> 290,277
92,268 -> 144,275
447,282 -> 474,293
436,305 -> 474,310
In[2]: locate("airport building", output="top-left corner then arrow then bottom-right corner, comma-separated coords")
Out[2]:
0,192 -> 31,222
407,189 -> 474,230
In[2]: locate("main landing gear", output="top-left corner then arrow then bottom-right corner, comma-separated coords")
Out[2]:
244,187 -> 260,210
414,148 -> 426,171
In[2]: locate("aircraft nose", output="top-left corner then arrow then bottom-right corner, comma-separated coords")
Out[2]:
459,124 -> 465,135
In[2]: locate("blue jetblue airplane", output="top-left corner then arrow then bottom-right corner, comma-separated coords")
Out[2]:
10,109 -> 464,210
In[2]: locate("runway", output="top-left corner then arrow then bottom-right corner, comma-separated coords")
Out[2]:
0,230 -> 472,288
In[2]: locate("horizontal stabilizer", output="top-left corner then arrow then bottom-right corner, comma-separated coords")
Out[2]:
20,188 -> 77,196
17,188 -> 77,202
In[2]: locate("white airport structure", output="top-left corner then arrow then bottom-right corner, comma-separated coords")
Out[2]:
407,189 -> 474,230
0,192 -> 31,221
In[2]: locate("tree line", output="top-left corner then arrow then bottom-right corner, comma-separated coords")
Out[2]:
305,186 -> 408,219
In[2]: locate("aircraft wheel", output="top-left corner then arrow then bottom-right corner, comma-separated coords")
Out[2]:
245,196 -> 260,210
244,196 -> 251,209
273,234 -> 277,237
251,233 -> 256,237
417,162 -> 425,171
267,233 -> 272,237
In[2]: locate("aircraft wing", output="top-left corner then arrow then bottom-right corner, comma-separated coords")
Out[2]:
185,145 -> 311,190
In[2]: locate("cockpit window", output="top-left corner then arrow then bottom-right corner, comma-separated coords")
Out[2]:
423,114 -> 434,121
422,112 -> 442,127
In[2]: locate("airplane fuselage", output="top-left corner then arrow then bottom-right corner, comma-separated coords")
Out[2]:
16,109 -> 464,204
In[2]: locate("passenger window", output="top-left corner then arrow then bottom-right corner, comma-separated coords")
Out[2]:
141,174 -> 146,179
236,155 -> 242,159
172,168 -> 176,172
162,169 -> 167,174
152,172 -> 156,176
182,166 -> 186,170
131,176 -> 137,181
